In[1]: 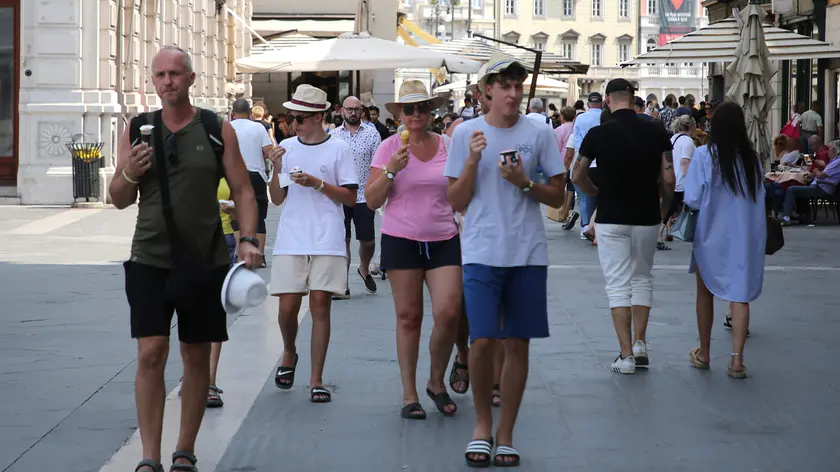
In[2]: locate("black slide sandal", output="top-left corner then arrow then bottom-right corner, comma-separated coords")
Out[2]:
465,438 -> 494,468
492,384 -> 501,408
274,353 -> 299,390
493,445 -> 521,467
426,388 -> 457,416
310,387 -> 332,403
400,402 -> 427,419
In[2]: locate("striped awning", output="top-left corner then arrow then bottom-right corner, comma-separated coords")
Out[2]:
420,38 -> 589,74
622,18 -> 840,65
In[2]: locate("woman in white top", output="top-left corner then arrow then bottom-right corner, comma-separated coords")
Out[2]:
658,115 -> 697,250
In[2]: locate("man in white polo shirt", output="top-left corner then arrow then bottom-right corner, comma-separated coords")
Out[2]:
266,85 -> 358,403
230,98 -> 274,265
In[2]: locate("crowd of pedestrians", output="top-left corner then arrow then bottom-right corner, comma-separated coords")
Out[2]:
112,46 -> 772,471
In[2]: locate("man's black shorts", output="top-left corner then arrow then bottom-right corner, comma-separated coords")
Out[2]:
124,261 -> 229,344
344,203 -> 376,242
248,171 -> 269,234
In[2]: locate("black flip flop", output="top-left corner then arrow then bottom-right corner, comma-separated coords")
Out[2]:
426,388 -> 457,416
310,386 -> 332,403
274,353 -> 299,390
400,402 -> 427,420
656,241 -> 671,250
449,360 -> 470,394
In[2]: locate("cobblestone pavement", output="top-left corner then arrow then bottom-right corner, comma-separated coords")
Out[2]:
0,205 -> 838,472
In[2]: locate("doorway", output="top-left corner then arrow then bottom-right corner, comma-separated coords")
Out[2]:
0,0 -> 18,185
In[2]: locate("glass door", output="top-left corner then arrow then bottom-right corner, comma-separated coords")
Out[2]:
0,1 -> 17,184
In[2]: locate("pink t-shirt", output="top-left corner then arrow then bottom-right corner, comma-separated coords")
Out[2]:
371,134 -> 458,242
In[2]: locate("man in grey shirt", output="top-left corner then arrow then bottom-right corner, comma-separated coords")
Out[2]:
445,53 -> 566,468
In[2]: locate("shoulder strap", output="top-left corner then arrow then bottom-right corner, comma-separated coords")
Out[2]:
129,113 -> 149,147
151,110 -> 182,258
441,134 -> 451,154
199,108 -> 225,180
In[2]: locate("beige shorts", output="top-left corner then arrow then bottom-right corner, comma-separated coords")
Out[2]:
270,255 -> 346,295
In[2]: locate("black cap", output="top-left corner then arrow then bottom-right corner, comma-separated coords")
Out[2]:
634,96 -> 646,108
232,98 -> 251,114
605,78 -> 635,95
587,92 -> 603,103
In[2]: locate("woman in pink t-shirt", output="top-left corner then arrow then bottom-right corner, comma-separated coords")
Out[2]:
366,81 -> 462,420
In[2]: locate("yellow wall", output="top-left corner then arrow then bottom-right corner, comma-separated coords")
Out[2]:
499,0 -> 637,67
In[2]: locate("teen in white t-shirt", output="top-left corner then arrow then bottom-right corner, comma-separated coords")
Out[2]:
265,85 -> 359,404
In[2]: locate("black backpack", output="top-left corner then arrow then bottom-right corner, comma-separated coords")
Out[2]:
129,108 -> 225,178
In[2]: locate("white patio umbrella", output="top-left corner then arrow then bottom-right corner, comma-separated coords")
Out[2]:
235,32 -> 481,74
725,2 -> 777,166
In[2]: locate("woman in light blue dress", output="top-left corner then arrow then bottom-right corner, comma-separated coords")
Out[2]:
683,102 -> 766,379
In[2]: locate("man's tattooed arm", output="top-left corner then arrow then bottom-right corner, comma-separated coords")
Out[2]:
571,155 -> 599,197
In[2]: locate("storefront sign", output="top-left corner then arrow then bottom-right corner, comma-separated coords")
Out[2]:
659,0 -> 697,46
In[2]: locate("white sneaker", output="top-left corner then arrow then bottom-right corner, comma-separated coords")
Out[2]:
611,355 -> 636,374
632,341 -> 649,369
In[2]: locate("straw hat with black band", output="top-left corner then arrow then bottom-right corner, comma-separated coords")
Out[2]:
283,84 -> 331,113
385,80 -> 444,117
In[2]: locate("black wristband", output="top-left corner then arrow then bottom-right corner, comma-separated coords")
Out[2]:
239,237 -> 259,248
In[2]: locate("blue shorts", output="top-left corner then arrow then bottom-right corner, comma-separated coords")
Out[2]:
463,264 -> 549,342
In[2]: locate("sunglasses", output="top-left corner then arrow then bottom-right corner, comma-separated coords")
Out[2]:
165,134 -> 178,166
343,107 -> 364,115
402,102 -> 431,116
290,113 -> 316,124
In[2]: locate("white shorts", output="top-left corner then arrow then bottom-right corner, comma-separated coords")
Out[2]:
270,255 -> 346,295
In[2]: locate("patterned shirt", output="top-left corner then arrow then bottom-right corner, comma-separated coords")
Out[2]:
660,107 -> 677,134
330,123 -> 382,203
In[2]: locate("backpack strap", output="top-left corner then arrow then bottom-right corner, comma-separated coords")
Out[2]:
199,108 -> 225,180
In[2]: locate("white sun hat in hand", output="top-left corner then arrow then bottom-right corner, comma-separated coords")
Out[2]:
221,262 -> 268,314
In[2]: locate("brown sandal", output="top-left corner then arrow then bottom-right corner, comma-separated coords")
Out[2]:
689,347 -> 710,369
727,353 -> 748,379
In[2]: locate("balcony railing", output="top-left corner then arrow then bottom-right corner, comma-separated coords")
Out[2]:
584,66 -> 640,80
640,65 -> 703,78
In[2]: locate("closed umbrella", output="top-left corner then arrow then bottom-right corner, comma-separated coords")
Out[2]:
724,2 -> 777,167
235,32 -> 481,74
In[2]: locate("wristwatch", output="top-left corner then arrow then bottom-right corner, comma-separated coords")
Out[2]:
383,165 -> 395,180
239,237 -> 259,248
521,180 -> 535,193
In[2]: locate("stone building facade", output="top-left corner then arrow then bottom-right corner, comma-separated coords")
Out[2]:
7,0 -> 251,205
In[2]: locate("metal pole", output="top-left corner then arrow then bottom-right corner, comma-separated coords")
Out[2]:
467,0 -> 472,33
529,51 -> 542,104
471,33 -> 544,103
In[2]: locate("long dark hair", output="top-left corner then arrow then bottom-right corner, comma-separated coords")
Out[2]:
708,102 -> 762,201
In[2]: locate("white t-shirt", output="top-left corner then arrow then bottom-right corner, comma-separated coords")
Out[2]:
780,150 -> 801,166
274,136 -> 358,257
230,119 -> 273,173
670,133 -> 696,192
525,112 -> 553,129
799,110 -> 823,133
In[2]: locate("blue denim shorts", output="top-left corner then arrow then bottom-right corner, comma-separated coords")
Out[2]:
225,234 -> 237,267
463,264 -> 549,342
